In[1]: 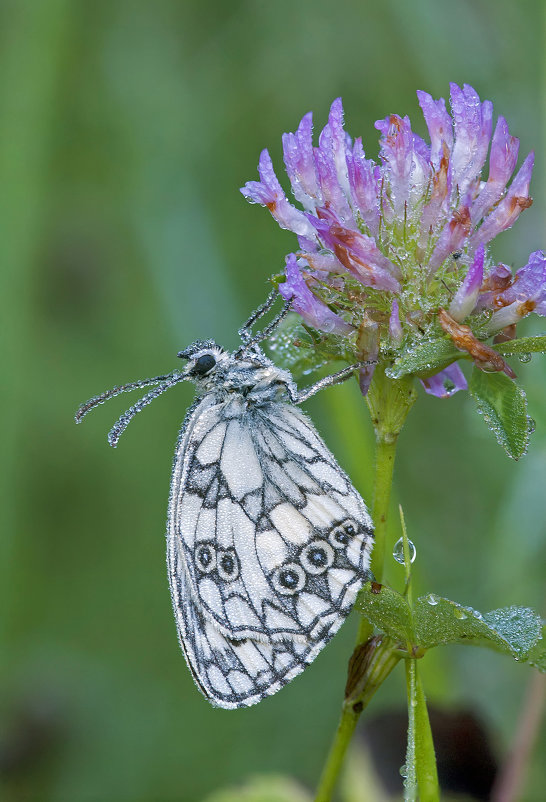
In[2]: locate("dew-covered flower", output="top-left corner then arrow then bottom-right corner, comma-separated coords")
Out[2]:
241,85 -> 544,398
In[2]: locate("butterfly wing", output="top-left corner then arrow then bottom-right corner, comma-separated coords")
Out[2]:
167,395 -> 374,708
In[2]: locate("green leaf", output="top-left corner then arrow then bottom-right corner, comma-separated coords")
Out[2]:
386,338 -> 461,379
493,335 -> 546,356
414,598 -> 544,665
526,626 -> 546,671
468,367 -> 529,459
404,660 -> 440,802
357,582 -> 545,669
481,608 -> 544,660
355,581 -> 414,643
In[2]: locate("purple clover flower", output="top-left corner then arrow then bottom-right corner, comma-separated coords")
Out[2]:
279,253 -> 354,335
241,85 -> 544,397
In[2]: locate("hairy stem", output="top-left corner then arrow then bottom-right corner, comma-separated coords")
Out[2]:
356,434 -> 398,643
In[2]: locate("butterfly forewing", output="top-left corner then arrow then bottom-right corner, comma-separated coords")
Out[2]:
167,394 -> 373,708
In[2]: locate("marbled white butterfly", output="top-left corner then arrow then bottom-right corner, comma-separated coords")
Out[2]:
76,293 -> 374,708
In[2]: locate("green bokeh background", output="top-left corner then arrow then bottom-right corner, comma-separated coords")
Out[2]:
1,1 -> 544,800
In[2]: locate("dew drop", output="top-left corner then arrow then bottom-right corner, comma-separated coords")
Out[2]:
392,537 -> 417,565
399,763 -> 408,778
426,593 -> 439,606
454,608 -> 468,620
518,352 -> 532,363
527,417 -> 536,434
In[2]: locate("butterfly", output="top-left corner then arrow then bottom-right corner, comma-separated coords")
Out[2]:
76,292 -> 374,708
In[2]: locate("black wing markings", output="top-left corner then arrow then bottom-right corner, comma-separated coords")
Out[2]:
167,395 -> 374,708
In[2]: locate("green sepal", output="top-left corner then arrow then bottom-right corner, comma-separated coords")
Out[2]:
268,273 -> 287,290
493,334 -> 546,356
266,313 -> 353,378
385,338 -> 462,379
468,367 -> 529,459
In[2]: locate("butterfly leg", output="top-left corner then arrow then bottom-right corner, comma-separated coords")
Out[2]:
288,363 -> 368,404
238,289 -> 279,343
237,295 -> 292,355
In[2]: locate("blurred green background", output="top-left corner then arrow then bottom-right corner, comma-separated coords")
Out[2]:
1,1 -> 545,800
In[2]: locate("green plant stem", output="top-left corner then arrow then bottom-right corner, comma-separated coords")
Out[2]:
370,435 -> 398,580
314,432 -> 399,802
315,636 -> 401,802
314,368 -> 417,802
404,659 -> 419,800
399,504 -> 413,606
315,708 -> 359,802
356,434 -> 398,644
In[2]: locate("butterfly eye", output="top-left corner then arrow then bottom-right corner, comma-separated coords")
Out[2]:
272,563 -> 306,595
301,540 -> 334,575
195,543 -> 216,573
217,548 -> 239,581
193,354 -> 216,375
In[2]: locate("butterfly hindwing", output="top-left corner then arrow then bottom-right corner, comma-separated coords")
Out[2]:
167,395 -> 373,708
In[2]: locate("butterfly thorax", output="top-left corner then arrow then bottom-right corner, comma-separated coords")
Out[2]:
189,348 -> 293,407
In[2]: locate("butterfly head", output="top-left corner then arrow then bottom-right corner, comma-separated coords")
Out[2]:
177,341 -> 229,383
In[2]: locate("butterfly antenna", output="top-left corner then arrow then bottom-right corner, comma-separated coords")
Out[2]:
108,373 -> 185,447
75,371 -> 181,424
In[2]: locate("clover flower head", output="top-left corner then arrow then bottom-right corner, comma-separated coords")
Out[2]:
242,85 -> 543,398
